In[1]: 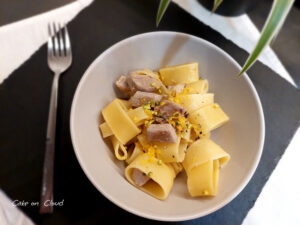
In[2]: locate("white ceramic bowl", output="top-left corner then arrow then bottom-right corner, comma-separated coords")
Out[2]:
70,32 -> 264,221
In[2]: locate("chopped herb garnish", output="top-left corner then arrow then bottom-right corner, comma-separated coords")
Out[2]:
155,101 -> 160,106
158,113 -> 162,117
148,171 -> 153,177
143,103 -> 151,110
175,121 -> 181,125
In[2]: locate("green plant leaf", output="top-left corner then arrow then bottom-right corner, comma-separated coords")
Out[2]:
239,0 -> 294,76
156,0 -> 171,27
212,0 -> 223,13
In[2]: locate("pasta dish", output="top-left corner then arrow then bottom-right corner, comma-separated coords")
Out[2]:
99,62 -> 230,200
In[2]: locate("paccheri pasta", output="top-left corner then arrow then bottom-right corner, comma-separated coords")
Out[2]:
99,62 -> 230,200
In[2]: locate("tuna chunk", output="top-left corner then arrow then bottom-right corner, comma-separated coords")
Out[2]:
159,100 -> 187,117
168,84 -> 185,94
130,91 -> 163,107
115,75 -> 131,95
147,124 -> 177,143
132,168 -> 150,186
127,74 -> 163,93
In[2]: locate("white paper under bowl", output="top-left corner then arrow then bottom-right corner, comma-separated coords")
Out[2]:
70,32 -> 265,221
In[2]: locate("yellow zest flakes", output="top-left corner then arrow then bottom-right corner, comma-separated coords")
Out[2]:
144,119 -> 154,127
202,190 -> 209,195
128,108 -> 133,111
173,112 -> 180,117
143,144 -> 162,165
178,115 -> 186,124
175,99 -> 181,104
151,82 -> 157,87
177,125 -> 183,131
160,75 -> 165,81
152,111 -> 158,116
213,103 -> 220,109
182,87 -> 192,95
148,146 -> 155,155
168,113 -> 188,133
158,88 -> 162,94
160,101 -> 166,106
169,94 -> 182,104
133,116 -> 138,123
148,157 -> 155,163
144,109 -> 153,118
168,120 -> 176,127
192,124 -> 202,136
146,146 -> 157,163
167,89 -> 175,97
157,159 -> 162,165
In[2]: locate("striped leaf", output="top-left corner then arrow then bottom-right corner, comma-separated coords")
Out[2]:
212,0 -> 223,13
239,0 -> 295,76
156,0 -> 171,27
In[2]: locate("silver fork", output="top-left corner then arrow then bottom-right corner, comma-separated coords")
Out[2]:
40,23 -> 72,214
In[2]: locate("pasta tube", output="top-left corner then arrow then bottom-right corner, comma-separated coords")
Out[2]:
188,103 -> 229,134
126,143 -> 143,164
185,79 -> 208,94
137,133 -> 184,163
102,99 -> 140,144
183,139 -> 230,196
178,93 -> 214,113
110,136 -> 128,160
99,122 -> 113,138
127,107 -> 151,126
125,154 -> 175,200
159,62 -> 199,85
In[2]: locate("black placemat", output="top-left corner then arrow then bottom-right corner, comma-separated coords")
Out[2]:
0,0 -> 299,225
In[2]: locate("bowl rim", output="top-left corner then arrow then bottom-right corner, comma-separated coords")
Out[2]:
70,31 -> 265,221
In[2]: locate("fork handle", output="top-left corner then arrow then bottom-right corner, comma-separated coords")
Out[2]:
40,73 -> 60,214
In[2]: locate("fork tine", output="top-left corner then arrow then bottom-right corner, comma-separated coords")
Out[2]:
52,23 -> 59,56
48,23 -> 53,37
58,23 -> 65,56
47,23 -> 54,58
63,24 -> 71,56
